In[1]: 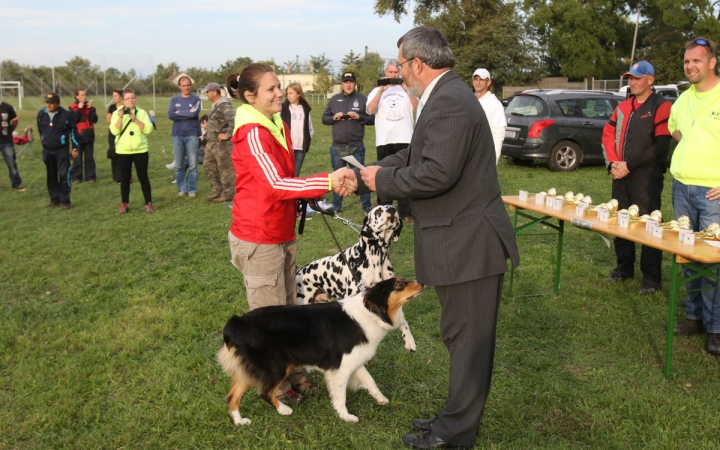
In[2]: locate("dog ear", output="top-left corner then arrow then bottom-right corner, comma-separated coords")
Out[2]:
391,218 -> 403,241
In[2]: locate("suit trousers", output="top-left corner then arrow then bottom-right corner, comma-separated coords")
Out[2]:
376,143 -> 412,218
431,274 -> 504,447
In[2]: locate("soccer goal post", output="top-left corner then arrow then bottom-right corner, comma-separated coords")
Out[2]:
0,81 -> 23,109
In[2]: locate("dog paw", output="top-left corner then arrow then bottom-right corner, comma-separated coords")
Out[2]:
230,411 -> 252,426
276,403 -> 293,416
340,413 -> 359,423
375,394 -> 389,405
404,338 -> 417,352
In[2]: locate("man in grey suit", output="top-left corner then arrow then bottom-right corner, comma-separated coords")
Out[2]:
358,27 -> 520,449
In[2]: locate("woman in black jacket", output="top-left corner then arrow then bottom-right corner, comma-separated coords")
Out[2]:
280,83 -> 313,177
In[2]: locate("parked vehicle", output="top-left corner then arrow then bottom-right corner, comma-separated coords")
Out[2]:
616,84 -> 680,103
502,90 -> 619,171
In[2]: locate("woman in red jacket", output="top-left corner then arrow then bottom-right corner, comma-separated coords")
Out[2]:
225,64 -> 355,403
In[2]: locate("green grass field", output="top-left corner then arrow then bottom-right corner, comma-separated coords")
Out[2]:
2,96 -> 720,449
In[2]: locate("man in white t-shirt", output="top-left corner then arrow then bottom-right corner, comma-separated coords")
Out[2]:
367,59 -> 418,223
472,68 -> 506,163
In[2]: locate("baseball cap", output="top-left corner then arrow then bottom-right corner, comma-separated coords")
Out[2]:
341,72 -> 356,82
623,61 -> 654,78
205,82 -> 222,91
473,68 -> 491,80
45,92 -> 60,104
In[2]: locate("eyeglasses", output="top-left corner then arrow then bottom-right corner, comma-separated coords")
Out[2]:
398,58 -> 414,68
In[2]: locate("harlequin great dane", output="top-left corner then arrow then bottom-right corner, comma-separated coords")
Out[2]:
295,205 -> 416,351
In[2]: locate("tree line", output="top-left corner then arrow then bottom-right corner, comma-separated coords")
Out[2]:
375,0 -> 720,88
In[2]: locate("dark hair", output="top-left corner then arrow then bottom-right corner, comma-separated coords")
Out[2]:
397,26 -> 455,69
122,88 -> 135,99
178,76 -> 192,86
226,63 -> 275,104
200,114 -> 209,122
74,88 -> 85,98
112,88 -> 124,96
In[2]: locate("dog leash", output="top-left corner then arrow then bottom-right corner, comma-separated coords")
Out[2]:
300,198 -> 363,288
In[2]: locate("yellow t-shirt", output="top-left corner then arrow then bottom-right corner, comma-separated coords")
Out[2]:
669,82 -> 720,187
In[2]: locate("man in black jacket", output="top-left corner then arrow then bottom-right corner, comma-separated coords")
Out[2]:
321,72 -> 373,214
37,93 -> 75,210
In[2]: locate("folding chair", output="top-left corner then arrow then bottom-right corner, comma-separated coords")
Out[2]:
13,126 -> 34,156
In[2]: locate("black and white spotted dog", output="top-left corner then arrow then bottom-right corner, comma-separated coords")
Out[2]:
296,205 -> 416,351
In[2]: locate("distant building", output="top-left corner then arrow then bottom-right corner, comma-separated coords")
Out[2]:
167,72 -> 195,86
278,72 -> 317,93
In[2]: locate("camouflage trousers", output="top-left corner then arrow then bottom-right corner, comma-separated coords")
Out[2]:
203,141 -> 235,198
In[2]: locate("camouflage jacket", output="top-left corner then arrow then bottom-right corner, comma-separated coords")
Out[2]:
206,97 -> 235,143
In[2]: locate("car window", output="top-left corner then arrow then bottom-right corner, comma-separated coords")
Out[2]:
506,95 -> 548,117
658,90 -> 678,99
581,98 -> 614,119
556,99 -> 578,117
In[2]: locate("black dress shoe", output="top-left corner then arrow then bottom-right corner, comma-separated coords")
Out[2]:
402,430 -> 463,449
606,273 -> 631,283
413,417 -> 437,431
637,285 -> 659,295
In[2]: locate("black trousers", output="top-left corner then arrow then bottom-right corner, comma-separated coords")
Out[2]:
611,171 -> 663,287
117,152 -> 151,204
42,148 -> 71,203
376,143 -> 412,218
431,274 -> 504,447
71,141 -> 96,181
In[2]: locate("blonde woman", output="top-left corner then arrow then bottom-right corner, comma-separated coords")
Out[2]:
280,83 -> 313,176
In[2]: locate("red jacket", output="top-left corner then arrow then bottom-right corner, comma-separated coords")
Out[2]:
230,122 -> 328,244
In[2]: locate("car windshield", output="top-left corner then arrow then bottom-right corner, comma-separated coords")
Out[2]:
506,95 -> 547,117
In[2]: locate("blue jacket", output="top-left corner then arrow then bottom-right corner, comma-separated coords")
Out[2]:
37,107 -> 75,151
168,94 -> 201,136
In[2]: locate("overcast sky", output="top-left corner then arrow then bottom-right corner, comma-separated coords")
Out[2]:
0,0 -> 416,74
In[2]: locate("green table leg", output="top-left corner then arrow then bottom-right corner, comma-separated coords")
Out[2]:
554,220 -> 565,295
665,258 -> 679,377
509,207 -> 519,296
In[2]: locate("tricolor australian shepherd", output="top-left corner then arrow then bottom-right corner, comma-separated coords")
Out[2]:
295,205 -> 417,352
218,277 -> 424,425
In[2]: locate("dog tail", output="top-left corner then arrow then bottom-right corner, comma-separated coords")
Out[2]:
218,343 -> 244,379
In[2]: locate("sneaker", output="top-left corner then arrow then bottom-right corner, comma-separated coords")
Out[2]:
45,201 -> 60,207
318,200 -> 333,209
674,319 -> 705,335
60,202 -> 71,210
292,380 -> 319,393
178,192 -> 186,197
171,179 -> 177,184
707,333 -> 720,355
206,192 -> 221,201
277,389 -> 305,404
165,162 -> 176,170
119,202 -> 129,214
188,193 -> 196,198
13,186 -> 26,192
145,203 -> 154,213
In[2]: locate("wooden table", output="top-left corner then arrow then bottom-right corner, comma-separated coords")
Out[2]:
503,195 -> 720,377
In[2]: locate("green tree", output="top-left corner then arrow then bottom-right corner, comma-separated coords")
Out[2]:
309,53 -> 332,73
639,0 -> 720,83
60,56 -> 102,90
154,62 -> 181,94
524,0 -> 638,79
357,52 -> 385,94
340,50 -> 363,78
412,0 -> 545,89
313,66 -> 334,94
217,57 -> 253,79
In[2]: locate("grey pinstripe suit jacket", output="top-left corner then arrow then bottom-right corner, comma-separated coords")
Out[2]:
360,71 -> 520,286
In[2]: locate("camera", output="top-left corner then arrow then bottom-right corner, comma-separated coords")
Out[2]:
121,107 -> 132,114
377,78 -> 404,87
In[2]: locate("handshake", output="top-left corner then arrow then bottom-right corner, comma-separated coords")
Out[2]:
330,168 -> 359,197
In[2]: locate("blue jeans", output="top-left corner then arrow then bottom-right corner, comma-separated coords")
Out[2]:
172,135 -> 199,194
1,143 -> 22,188
294,150 -> 305,177
672,179 -> 720,333
330,145 -> 372,211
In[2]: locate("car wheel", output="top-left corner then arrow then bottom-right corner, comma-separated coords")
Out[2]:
509,157 -> 534,166
548,140 -> 582,172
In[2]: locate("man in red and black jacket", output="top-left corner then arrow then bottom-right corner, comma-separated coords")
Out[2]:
602,61 -> 672,295
69,88 -> 98,182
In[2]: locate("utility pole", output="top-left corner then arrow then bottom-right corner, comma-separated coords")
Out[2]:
365,46 -> 368,57
630,8 -> 641,65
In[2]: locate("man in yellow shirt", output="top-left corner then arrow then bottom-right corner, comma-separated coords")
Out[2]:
668,37 -> 720,355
